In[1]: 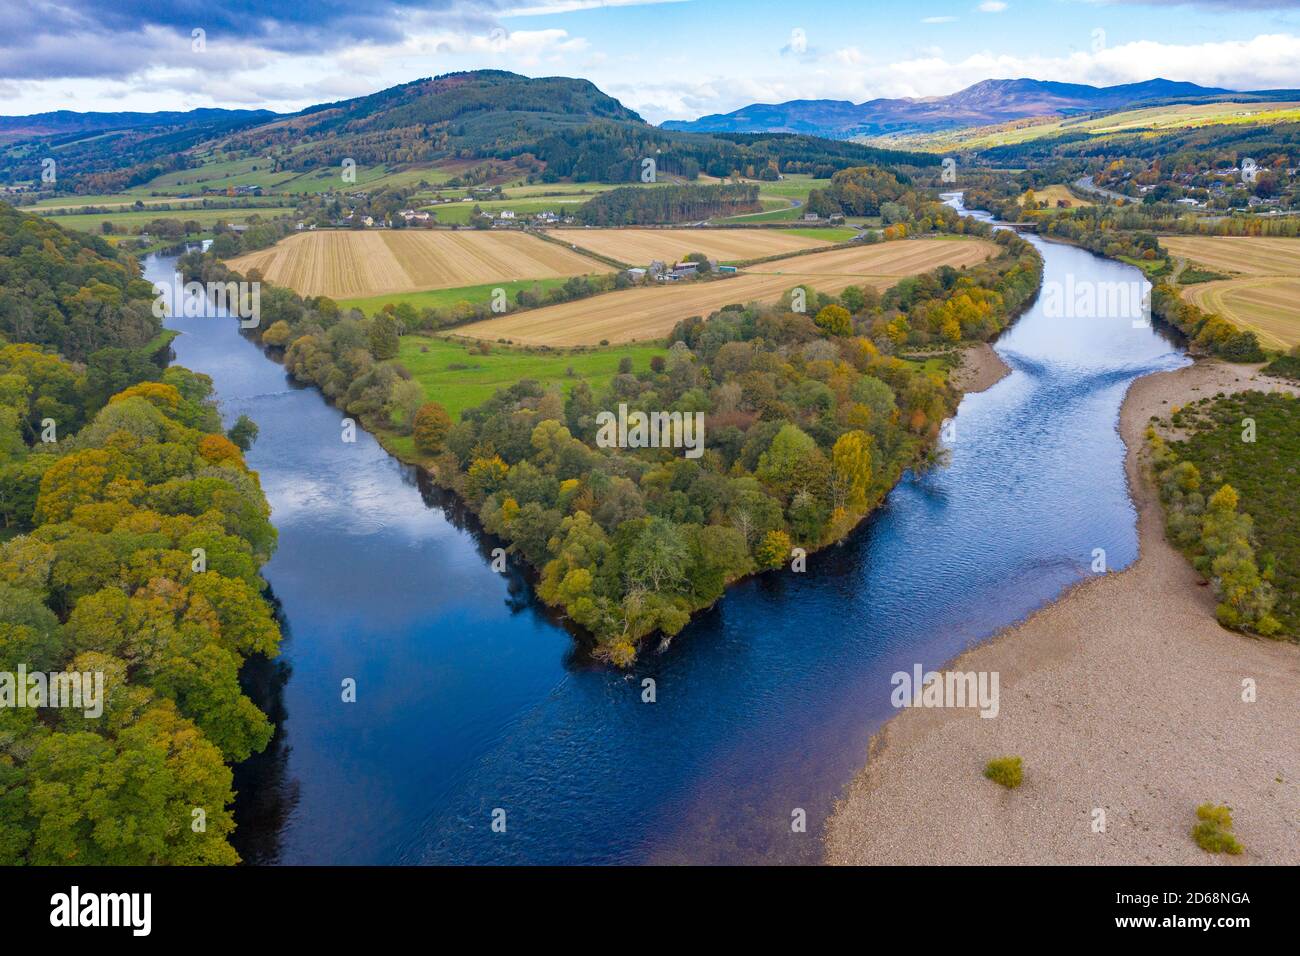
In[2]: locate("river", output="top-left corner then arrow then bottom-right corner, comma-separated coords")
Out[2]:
146,197 -> 1187,864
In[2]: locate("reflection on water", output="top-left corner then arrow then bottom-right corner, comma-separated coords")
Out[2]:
149,202 -> 1187,864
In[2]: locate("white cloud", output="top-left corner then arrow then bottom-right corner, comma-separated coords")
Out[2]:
978,2 -> 1008,11
501,0 -> 691,15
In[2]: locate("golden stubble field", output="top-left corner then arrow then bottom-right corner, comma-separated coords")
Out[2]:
552,228 -> 834,265
225,230 -> 604,298
454,237 -> 1001,346
1163,236 -> 1300,349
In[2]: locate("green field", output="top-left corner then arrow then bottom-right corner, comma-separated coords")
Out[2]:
395,337 -> 668,422
36,205 -> 297,233
20,194 -> 212,210
423,197 -> 588,224
754,174 -> 833,199
131,152 -> 450,197
338,277 -> 581,316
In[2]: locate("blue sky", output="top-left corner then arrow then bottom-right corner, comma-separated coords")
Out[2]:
1,0 -> 1299,122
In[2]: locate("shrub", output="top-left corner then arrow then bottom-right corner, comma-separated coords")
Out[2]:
984,756 -> 1023,789
1191,803 -> 1243,855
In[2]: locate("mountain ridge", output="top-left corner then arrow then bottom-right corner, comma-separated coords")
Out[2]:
660,77 -> 1276,139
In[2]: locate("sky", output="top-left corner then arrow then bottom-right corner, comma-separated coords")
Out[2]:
2,0 -> 1300,124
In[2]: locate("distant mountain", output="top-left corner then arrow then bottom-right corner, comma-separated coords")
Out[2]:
661,78 -> 1257,139
0,108 -> 277,145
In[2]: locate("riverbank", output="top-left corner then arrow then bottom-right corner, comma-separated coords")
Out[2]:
825,358 -> 1300,865
951,342 -> 1011,394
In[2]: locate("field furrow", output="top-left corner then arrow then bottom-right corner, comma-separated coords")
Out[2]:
453,237 -> 1000,346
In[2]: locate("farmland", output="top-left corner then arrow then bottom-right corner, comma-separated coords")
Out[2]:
884,100 -> 1300,152
337,277 -> 577,316
225,229 -> 605,298
33,205 -> 297,233
744,235 -> 996,278
554,227 -> 836,265
1161,236 -> 1300,277
393,338 -> 668,422
1163,236 -> 1300,349
1021,184 -> 1092,208
453,236 -> 1000,346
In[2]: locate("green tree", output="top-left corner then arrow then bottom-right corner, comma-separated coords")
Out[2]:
226,415 -> 259,452
367,313 -> 400,361
624,518 -> 689,593
831,430 -> 873,513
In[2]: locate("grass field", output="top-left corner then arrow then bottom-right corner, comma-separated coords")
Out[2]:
225,229 -> 605,298
553,227 -> 834,265
396,337 -> 668,421
454,237 -> 1000,346
337,277 -> 578,316
1021,184 -> 1092,208
1163,236 -> 1300,349
36,205 -> 297,233
20,194 -> 218,211
424,197 -> 588,224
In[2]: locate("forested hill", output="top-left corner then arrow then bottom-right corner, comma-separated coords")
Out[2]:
215,71 -> 941,181
2,71 -> 940,192
0,201 -> 282,864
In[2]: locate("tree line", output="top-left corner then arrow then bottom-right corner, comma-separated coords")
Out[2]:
0,202 -> 281,863
575,183 -> 761,225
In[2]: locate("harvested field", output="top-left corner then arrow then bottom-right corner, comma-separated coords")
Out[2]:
1020,184 -> 1092,208
551,227 -> 833,265
1183,276 -> 1300,349
224,230 -> 604,298
454,237 -> 1001,346
1161,236 -> 1300,277
1162,237 -> 1300,349
745,236 -> 997,278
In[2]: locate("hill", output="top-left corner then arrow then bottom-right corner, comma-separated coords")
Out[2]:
0,108 -> 276,145
0,71 -> 937,196
661,78 -> 1282,140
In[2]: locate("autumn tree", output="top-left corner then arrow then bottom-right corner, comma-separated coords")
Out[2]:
412,401 -> 453,453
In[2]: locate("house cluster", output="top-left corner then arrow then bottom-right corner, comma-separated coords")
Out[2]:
205,184 -> 263,198
802,211 -> 845,223
625,258 -> 724,284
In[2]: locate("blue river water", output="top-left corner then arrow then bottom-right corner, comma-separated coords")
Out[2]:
148,199 -> 1187,864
